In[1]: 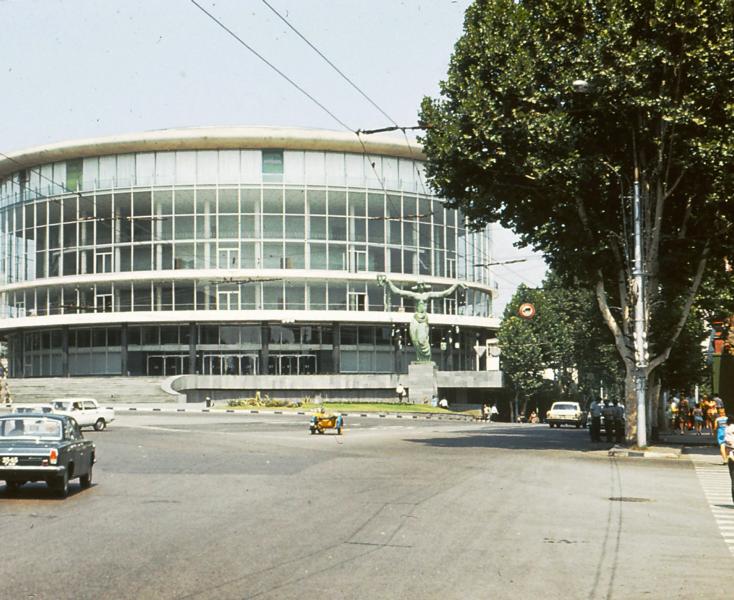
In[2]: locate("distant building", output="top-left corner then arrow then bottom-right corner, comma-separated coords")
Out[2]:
0,127 -> 499,391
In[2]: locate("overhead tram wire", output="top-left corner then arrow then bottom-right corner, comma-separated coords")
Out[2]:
189,0 -> 353,132
252,1 -> 428,248
188,0 -> 412,246
188,2 -> 485,299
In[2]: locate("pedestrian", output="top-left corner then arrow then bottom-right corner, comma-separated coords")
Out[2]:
677,397 -> 690,434
481,403 -> 489,421
692,403 -> 704,435
396,383 -> 405,403
490,403 -> 499,422
715,408 -> 729,464
602,400 -> 615,442
613,399 -> 625,444
438,397 -> 449,409
705,396 -> 718,433
725,417 -> 734,504
589,397 -> 603,442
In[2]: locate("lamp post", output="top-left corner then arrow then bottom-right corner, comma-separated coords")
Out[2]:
573,79 -> 648,447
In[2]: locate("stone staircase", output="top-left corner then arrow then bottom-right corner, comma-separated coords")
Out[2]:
4,377 -> 178,404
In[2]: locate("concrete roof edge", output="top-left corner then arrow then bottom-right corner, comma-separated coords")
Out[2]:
0,126 -> 425,178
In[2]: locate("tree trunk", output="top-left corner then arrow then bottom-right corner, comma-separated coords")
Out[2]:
624,366 -> 637,445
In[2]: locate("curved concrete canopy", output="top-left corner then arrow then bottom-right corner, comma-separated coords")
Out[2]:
0,126 -> 425,179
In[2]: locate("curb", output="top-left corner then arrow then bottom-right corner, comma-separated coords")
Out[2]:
608,447 -> 681,460
102,405 -> 475,422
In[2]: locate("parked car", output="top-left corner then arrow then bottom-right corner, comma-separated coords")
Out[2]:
546,402 -> 585,428
51,398 -> 115,431
13,404 -> 54,414
0,413 -> 95,497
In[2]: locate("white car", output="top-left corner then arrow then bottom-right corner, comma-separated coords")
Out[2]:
546,401 -> 585,428
51,398 -> 115,431
12,404 -> 55,414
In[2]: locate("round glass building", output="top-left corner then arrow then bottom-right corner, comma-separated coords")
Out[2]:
0,127 -> 498,381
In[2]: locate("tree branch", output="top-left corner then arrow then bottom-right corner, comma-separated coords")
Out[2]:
647,241 -> 711,372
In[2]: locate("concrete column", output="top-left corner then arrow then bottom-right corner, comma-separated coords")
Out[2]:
261,324 -> 269,375
61,326 -> 69,377
188,322 -> 197,374
120,323 -> 128,376
332,322 -> 340,374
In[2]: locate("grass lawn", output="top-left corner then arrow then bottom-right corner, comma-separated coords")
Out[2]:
218,402 -> 473,415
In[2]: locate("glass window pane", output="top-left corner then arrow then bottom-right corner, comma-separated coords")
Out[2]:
218,215 -> 239,238
328,191 -> 346,215
263,242 -> 282,268
329,244 -> 346,270
219,188 -> 238,213
263,215 -> 283,238
175,189 -> 195,214
284,216 -> 305,239
241,214 -> 259,239
308,190 -> 326,214
310,216 -> 326,240
285,189 -> 304,214
285,243 -> 305,269
310,243 -> 327,269
349,191 -> 365,216
328,216 -> 346,241
241,188 -> 260,213
262,188 -> 283,213
174,216 -> 195,240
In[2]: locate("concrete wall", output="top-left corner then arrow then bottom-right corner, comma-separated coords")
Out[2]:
169,370 -> 503,403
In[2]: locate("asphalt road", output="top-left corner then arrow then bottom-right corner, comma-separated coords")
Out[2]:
1,413 -> 732,600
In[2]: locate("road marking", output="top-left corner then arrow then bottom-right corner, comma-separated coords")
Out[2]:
695,463 -> 734,556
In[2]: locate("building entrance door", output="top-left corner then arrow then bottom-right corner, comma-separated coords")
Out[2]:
267,353 -> 316,375
146,354 -> 188,376
202,354 -> 259,375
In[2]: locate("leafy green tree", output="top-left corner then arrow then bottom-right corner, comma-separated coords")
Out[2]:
498,286 -> 546,420
420,0 -> 734,442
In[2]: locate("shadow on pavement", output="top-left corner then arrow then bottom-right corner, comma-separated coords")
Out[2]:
404,424 -> 614,453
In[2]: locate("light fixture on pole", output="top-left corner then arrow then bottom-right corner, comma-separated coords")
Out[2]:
573,78 -> 648,447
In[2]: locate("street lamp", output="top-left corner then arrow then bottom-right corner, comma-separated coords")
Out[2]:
573,79 -> 648,447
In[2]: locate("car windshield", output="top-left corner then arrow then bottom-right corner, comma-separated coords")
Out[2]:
553,404 -> 578,411
0,417 -> 62,440
52,401 -> 71,410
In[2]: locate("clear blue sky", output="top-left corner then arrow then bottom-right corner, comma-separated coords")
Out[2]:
0,0 -> 546,314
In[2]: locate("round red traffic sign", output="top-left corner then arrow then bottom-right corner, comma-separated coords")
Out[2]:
518,303 -> 536,319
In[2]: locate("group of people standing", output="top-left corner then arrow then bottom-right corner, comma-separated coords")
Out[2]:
588,398 -> 625,443
670,394 -> 724,435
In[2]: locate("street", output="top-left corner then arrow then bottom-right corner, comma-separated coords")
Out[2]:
1,412 -> 733,600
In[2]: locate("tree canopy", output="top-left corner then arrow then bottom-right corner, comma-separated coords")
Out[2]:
420,0 -> 734,431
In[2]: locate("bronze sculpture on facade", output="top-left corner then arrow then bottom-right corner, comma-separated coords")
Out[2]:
377,275 -> 466,363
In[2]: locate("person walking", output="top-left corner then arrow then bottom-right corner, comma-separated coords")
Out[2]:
490,404 -> 499,422
677,397 -> 690,434
716,408 -> 729,464
725,417 -> 734,504
693,403 -> 704,435
589,398 -> 603,442
613,399 -> 625,444
602,400 -> 615,443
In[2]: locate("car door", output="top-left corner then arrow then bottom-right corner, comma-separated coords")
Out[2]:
71,401 -> 90,427
64,419 -> 86,477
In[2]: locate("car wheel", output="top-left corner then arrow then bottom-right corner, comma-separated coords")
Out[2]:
5,481 -> 21,494
575,423 -> 581,428
51,471 -> 69,498
80,462 -> 93,488
94,418 -> 106,431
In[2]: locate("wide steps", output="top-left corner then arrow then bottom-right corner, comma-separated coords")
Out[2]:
4,377 -> 175,404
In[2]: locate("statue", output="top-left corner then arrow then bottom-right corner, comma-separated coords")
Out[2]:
377,274 -> 466,363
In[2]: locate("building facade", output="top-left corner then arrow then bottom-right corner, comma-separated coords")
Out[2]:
0,127 -> 498,380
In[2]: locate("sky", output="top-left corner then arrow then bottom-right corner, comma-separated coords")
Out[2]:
0,0 -> 546,315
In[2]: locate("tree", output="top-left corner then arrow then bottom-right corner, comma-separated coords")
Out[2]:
420,0 -> 734,443
498,286 -> 546,421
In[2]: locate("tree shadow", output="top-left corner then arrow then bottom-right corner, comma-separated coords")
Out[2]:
403,424 -> 613,453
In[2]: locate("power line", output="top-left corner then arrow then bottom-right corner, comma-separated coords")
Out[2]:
260,0 -> 399,129
189,0 -> 353,132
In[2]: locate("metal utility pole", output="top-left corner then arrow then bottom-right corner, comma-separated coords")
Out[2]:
632,167 -> 648,447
